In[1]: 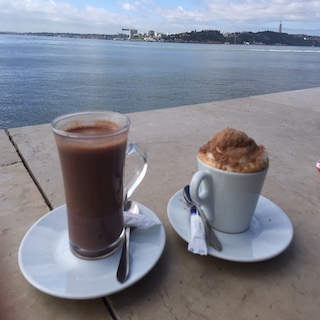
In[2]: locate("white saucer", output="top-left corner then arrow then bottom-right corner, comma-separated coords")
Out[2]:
167,189 -> 293,262
18,203 -> 165,299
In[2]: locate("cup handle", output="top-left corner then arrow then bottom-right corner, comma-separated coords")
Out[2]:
124,141 -> 148,199
190,170 -> 214,218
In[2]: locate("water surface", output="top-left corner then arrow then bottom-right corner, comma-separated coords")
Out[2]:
1,35 -> 319,129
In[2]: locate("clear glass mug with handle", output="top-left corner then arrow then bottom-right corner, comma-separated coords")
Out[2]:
52,111 -> 147,259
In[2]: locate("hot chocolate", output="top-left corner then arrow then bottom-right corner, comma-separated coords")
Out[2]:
54,121 -> 128,258
198,128 -> 269,173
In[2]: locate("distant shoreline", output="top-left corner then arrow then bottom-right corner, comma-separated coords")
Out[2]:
1,30 -> 319,47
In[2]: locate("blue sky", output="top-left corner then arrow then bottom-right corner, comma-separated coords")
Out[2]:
0,0 -> 319,35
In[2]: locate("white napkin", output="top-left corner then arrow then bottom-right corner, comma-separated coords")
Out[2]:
188,208 -> 208,255
124,212 -> 160,229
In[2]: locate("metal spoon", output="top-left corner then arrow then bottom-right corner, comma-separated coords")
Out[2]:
183,185 -> 222,252
116,200 -> 140,283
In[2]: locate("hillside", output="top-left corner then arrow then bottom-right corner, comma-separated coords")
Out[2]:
162,30 -> 320,46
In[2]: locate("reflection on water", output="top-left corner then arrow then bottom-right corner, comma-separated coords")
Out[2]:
1,34 -> 320,129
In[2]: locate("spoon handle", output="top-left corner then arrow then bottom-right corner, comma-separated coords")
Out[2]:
117,227 -> 130,283
198,207 -> 222,252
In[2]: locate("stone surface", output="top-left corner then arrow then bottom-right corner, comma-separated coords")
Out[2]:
4,87 -> 320,319
0,129 -> 111,319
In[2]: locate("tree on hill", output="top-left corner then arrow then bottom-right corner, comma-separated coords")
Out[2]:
163,30 -> 319,46
163,30 -> 225,43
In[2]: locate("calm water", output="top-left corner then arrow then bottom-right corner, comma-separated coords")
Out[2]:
1,34 -> 320,129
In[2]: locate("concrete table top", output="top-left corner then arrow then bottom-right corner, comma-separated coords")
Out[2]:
1,87 -> 319,319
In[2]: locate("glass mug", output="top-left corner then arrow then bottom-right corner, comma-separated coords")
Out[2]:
52,111 -> 147,259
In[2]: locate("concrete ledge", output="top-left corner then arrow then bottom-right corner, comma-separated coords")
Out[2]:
2,87 -> 320,319
0,129 -> 110,319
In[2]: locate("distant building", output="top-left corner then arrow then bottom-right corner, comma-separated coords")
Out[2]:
130,29 -> 138,38
279,21 -> 282,33
148,30 -> 155,37
121,28 -> 138,39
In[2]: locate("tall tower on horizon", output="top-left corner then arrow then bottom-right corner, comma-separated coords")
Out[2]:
279,21 -> 282,33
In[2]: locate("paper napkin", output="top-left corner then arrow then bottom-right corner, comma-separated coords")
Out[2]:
188,209 -> 208,255
124,212 -> 160,229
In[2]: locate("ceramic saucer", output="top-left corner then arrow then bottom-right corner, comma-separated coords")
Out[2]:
18,203 -> 165,299
167,189 -> 293,262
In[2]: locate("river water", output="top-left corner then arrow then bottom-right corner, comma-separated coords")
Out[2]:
1,34 -> 319,129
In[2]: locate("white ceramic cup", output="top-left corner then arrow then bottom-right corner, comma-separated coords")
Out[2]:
190,156 -> 268,233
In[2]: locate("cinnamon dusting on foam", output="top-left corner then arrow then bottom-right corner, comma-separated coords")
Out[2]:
198,128 -> 269,173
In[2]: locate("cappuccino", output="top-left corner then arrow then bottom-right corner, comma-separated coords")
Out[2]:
198,128 -> 269,173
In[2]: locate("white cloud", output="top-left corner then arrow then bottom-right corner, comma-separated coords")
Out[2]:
155,0 -> 320,23
120,2 -> 138,12
154,5 -> 206,22
151,0 -> 320,34
0,0 -> 319,35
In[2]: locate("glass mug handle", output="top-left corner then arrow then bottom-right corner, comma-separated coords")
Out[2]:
124,141 -> 148,199
190,171 -> 214,218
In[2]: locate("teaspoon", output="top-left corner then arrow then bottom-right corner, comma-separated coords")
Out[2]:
116,200 -> 140,283
183,185 -> 222,252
